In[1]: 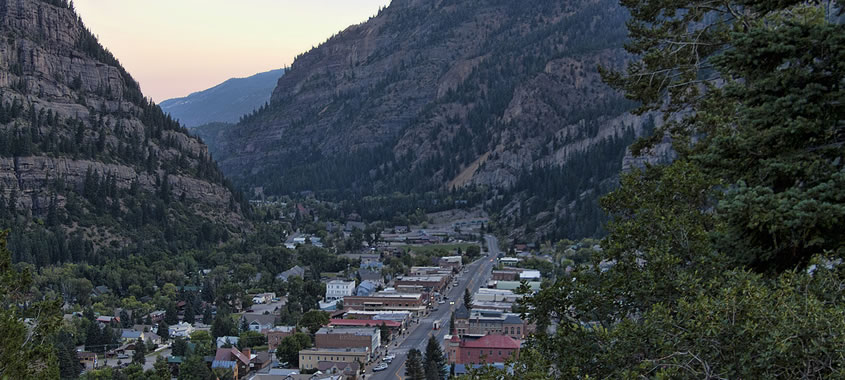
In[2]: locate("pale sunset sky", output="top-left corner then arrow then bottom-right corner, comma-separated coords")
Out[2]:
73,0 -> 392,102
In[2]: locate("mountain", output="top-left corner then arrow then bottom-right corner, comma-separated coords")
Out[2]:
159,68 -> 285,128
0,0 -> 248,265
206,0 -> 653,241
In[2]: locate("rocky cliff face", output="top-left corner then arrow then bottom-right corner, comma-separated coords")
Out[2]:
0,0 -> 247,257
209,0 -> 652,240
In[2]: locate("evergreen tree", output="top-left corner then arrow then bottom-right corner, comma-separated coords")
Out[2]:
423,336 -> 447,380
157,320 -> 170,342
463,288 -> 472,310
405,348 -> 426,380
164,301 -> 179,325
183,301 -> 196,324
132,337 -> 146,365
202,305 -> 213,325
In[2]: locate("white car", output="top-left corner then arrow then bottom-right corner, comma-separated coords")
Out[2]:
373,363 -> 389,371
384,354 -> 396,361
438,300 -> 446,304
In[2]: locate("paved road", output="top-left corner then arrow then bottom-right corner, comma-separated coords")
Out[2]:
368,235 -> 501,380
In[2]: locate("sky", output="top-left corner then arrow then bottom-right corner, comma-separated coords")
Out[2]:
73,0 -> 392,102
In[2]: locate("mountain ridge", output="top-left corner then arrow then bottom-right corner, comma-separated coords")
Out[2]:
159,68 -> 285,127
0,0 -> 249,263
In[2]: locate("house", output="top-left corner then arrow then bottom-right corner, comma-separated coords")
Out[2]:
78,351 -> 97,370
96,316 -> 119,325
252,351 -> 273,371
91,285 -> 111,297
169,322 -> 194,338
277,266 -> 306,282
148,310 -> 166,324
217,336 -> 240,348
358,269 -> 383,286
356,280 -> 377,297
252,292 -> 277,305
446,334 -> 521,365
242,313 -> 276,332
145,332 -> 162,345
318,361 -> 360,377
344,221 -> 365,233
214,347 -> 252,379
394,226 -> 409,234
120,329 -> 144,343
325,280 -> 355,301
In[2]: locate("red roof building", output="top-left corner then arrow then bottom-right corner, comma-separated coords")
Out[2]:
446,333 -> 520,365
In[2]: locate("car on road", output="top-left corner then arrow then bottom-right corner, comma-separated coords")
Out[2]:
373,363 -> 389,371
384,354 -> 396,361
450,301 -> 455,305
438,300 -> 446,304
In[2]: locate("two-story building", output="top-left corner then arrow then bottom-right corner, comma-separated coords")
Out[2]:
342,292 -> 426,315
263,326 -> 296,350
298,347 -> 369,371
314,327 -> 380,360
446,334 -> 520,365
325,280 -> 356,301
453,305 -> 533,340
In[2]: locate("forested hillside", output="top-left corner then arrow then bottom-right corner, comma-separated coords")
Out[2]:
210,0 -> 650,241
0,0 -> 249,266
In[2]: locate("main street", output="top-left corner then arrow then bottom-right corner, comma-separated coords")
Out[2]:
369,235 -> 501,380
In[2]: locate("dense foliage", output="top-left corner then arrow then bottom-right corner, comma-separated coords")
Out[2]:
467,1 -> 845,378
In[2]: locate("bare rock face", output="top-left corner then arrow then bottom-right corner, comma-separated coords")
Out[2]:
0,0 -> 248,248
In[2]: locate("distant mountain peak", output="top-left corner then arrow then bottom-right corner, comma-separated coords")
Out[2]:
159,68 -> 285,127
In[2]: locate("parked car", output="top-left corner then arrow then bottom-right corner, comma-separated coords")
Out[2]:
374,363 -> 389,372
384,354 -> 396,362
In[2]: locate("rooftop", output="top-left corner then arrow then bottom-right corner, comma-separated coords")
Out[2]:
300,347 -> 368,353
328,319 -> 401,328
316,327 -> 378,336
461,335 -> 521,349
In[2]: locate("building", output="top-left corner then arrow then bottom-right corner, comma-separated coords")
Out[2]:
327,318 -> 402,337
169,322 -> 194,338
243,313 -> 276,332
356,280 -> 378,297
216,336 -> 240,348
277,265 -> 306,282
409,266 -> 442,276
120,329 -> 144,343
264,326 -> 296,350
78,351 -> 97,370
438,256 -> 463,271
314,327 -> 380,358
446,334 -> 521,365
358,269 -> 384,286
491,271 -> 519,281
494,281 -> 542,293
453,306 -> 533,340
252,293 -> 277,305
519,270 -> 541,281
298,347 -> 369,371
213,347 -> 252,378
148,310 -> 166,324
393,275 -> 448,294
342,293 -> 426,315
325,280 -> 356,301
498,257 -> 521,267
475,288 -> 522,303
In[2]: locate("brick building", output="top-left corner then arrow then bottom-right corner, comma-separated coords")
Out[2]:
263,326 -> 296,350
453,305 -> 532,340
314,327 -> 380,358
298,347 -> 369,371
446,334 -> 521,365
393,275 -> 448,294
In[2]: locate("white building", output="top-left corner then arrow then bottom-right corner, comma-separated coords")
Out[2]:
252,292 -> 276,304
325,280 -> 356,301
519,270 -> 541,281
169,322 -> 194,338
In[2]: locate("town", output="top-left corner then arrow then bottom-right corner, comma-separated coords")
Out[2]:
70,211 -> 554,380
